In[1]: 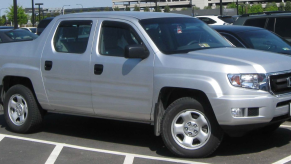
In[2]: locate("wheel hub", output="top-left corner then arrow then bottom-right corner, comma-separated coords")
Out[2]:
184,121 -> 200,137
16,104 -> 24,116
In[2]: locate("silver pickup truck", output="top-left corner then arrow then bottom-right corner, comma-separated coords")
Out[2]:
0,12 -> 291,158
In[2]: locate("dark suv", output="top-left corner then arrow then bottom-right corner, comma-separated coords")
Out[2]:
37,17 -> 54,35
233,12 -> 291,42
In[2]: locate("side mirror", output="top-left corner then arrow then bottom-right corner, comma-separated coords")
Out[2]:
125,44 -> 149,59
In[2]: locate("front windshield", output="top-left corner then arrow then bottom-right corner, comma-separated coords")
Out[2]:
237,30 -> 291,55
139,17 -> 231,54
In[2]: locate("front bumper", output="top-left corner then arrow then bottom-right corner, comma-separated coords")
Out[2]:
209,92 -> 291,135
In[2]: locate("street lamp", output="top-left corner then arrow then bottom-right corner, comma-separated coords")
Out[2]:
35,3 -> 43,23
76,4 -> 83,9
31,0 -> 35,26
62,5 -> 70,15
13,0 -> 18,29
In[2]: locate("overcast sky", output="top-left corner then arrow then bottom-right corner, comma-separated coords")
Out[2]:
0,0 -> 113,14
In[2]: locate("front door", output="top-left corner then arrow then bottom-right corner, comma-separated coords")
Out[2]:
90,19 -> 154,121
41,18 -> 96,114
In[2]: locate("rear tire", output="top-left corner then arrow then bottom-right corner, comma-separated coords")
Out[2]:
4,85 -> 43,133
161,97 -> 223,158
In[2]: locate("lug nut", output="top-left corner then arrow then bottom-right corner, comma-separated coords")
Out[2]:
194,130 -> 198,134
188,132 -> 192,135
194,124 -> 197,127
187,122 -> 191,126
185,127 -> 188,130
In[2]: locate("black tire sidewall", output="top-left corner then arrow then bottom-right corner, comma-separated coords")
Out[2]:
4,85 -> 40,133
161,97 -> 223,158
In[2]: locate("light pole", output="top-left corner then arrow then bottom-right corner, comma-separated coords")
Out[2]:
62,5 -> 70,15
31,0 -> 35,26
35,3 -> 43,23
13,0 -> 18,29
76,4 -> 83,12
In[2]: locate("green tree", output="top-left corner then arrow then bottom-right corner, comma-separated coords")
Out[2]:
53,12 -> 61,17
193,6 -> 200,10
144,6 -> 150,12
1,15 -> 6,25
248,3 -> 263,13
204,6 -> 212,9
265,2 -> 278,11
114,6 -> 120,11
154,5 -> 161,12
279,2 -> 285,11
6,5 -> 28,26
181,7 -> 187,11
104,7 -> 110,11
125,6 -> 131,11
134,5 -> 140,11
46,13 -> 52,17
227,2 -> 236,8
164,5 -> 170,12
285,1 -> 291,11
172,8 -> 177,11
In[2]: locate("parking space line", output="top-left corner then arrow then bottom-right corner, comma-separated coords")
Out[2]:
0,134 -> 5,142
45,144 -> 64,164
273,154 -> 291,164
123,155 -> 134,164
0,133 -> 209,164
280,125 -> 291,129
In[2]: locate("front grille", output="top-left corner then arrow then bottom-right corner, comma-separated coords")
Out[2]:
270,73 -> 291,95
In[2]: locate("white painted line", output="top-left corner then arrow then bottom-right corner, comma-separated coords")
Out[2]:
45,144 -> 64,164
0,133 -> 208,164
273,154 -> 291,164
123,155 -> 134,164
280,125 -> 291,128
0,134 -> 5,142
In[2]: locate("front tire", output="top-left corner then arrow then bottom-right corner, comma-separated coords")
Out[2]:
161,97 -> 223,158
4,85 -> 43,133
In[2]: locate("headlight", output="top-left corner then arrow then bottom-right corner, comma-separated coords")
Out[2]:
227,74 -> 268,91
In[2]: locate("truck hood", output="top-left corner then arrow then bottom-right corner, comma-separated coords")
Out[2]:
176,47 -> 291,73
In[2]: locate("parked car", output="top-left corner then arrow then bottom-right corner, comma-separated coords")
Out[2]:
37,17 -> 54,35
0,12 -> 291,158
21,27 -> 37,34
196,15 -> 234,25
233,11 -> 291,42
0,26 -> 13,29
212,25 -> 291,55
0,29 -> 38,43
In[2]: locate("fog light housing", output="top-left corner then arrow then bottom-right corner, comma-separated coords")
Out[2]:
231,108 -> 245,117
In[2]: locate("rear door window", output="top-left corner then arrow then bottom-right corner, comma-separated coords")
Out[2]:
275,17 -> 291,39
244,18 -> 267,28
198,17 -> 217,24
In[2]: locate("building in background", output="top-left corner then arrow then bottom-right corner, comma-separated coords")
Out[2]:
113,0 -> 265,10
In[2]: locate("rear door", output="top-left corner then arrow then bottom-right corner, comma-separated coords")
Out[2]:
41,18 -> 96,114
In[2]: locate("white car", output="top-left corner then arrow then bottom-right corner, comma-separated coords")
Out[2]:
196,15 -> 234,25
21,27 -> 37,34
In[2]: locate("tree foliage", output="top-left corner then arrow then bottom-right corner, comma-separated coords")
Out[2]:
104,7 -> 110,11
181,7 -> 187,11
279,2 -> 285,11
134,5 -> 140,11
154,5 -> 161,12
164,5 -> 170,12
193,6 -> 200,10
248,3 -> 263,13
286,1 -> 291,11
227,2 -> 236,9
144,6 -> 150,12
172,8 -> 177,11
125,6 -> 131,11
204,6 -> 212,9
6,5 -> 28,25
265,2 -> 278,11
1,15 -> 6,25
114,6 -> 120,11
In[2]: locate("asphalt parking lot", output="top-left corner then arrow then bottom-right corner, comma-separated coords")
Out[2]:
0,111 -> 291,164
